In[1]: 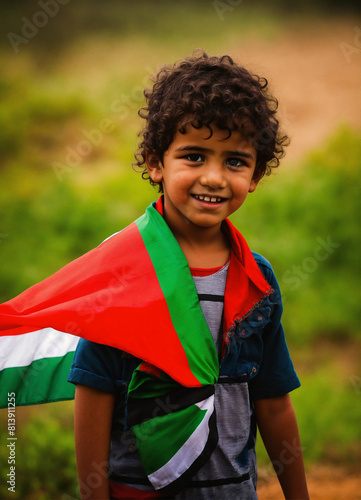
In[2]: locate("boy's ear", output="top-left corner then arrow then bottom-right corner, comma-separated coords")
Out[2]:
249,166 -> 264,193
145,152 -> 163,183
248,177 -> 260,193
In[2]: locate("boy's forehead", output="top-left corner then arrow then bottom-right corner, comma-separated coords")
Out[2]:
176,122 -> 251,142
177,116 -> 255,138
169,124 -> 256,155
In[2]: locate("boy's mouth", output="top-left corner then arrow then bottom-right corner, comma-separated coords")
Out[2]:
192,194 -> 226,204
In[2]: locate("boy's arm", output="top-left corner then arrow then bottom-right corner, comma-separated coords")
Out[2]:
74,384 -> 115,500
254,394 -> 309,500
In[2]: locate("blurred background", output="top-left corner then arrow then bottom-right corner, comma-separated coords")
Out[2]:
0,1 -> 360,498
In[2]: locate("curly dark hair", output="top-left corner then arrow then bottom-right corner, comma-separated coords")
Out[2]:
134,51 -> 289,191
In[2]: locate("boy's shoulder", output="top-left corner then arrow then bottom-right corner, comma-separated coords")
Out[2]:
251,251 -> 279,291
251,251 -> 273,272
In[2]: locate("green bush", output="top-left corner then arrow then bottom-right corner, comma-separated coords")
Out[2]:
0,403 -> 78,500
256,357 -> 361,467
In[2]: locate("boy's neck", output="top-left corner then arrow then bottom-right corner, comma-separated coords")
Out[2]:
166,218 -> 231,269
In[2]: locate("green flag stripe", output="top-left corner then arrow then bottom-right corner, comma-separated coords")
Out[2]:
136,206 -> 219,385
133,403 -> 206,475
0,352 -> 75,408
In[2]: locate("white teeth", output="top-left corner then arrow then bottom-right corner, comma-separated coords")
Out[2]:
194,194 -> 223,203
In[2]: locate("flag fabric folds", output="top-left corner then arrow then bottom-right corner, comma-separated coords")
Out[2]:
0,328 -> 78,406
0,203 -> 219,406
0,200 -> 271,493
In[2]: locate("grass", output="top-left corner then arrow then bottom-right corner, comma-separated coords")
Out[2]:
256,340 -> 361,467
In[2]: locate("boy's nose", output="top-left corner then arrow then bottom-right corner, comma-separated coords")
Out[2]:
199,164 -> 227,189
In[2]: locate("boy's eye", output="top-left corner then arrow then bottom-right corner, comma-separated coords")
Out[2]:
185,153 -> 204,163
227,158 -> 245,167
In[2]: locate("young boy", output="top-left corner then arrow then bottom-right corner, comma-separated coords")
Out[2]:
68,52 -> 309,499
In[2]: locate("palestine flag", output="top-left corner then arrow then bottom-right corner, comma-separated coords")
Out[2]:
0,199 -> 271,493
0,203 -> 219,401
0,201 -> 220,493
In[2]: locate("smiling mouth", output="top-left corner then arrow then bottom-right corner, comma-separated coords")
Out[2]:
192,194 -> 225,203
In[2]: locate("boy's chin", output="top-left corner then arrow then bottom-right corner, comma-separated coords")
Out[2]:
184,216 -> 225,230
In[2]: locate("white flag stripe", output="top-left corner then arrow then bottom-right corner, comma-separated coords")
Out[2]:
0,328 -> 79,370
148,394 -> 215,490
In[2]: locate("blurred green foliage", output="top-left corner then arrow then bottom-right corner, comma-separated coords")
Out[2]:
256,349 -> 361,468
1,0 -> 358,56
0,403 -> 78,500
0,3 -> 360,498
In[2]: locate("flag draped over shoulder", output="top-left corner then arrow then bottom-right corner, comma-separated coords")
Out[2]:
0,200 -> 271,494
0,203 -> 219,403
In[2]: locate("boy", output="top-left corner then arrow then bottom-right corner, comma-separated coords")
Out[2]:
68,52 -> 309,499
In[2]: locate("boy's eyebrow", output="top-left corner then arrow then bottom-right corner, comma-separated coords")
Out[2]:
175,145 -> 254,160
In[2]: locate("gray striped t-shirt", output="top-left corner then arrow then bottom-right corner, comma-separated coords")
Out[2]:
191,261 -> 229,355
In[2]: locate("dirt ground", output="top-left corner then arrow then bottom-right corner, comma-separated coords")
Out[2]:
257,464 -> 361,499
231,20 -> 361,164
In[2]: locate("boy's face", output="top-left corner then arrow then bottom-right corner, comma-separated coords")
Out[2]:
146,124 -> 258,236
